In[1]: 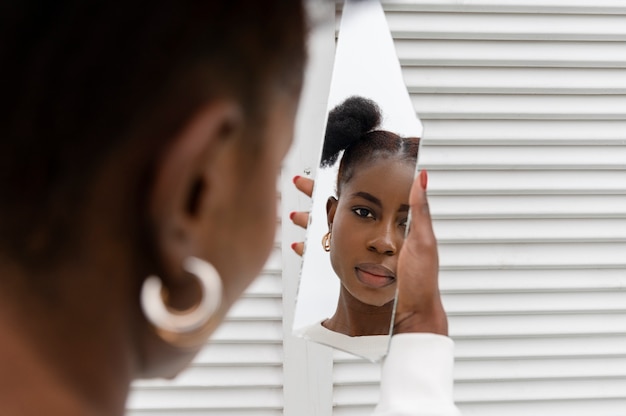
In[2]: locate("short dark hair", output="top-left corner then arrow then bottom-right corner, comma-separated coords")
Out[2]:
321,96 -> 420,196
0,1 -> 306,268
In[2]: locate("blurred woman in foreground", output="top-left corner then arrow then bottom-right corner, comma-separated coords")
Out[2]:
0,1 -> 458,415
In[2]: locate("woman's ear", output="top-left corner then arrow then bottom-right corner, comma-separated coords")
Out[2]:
150,100 -> 242,221
326,196 -> 338,229
148,100 -> 243,304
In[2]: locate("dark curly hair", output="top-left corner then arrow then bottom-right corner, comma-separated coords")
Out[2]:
321,96 -> 420,196
0,1 -> 306,269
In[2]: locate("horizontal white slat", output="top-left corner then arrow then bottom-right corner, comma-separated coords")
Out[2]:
333,361 -> 381,384
443,290 -> 626,314
126,387 -> 282,410
455,334 -> 626,359
226,297 -> 283,320
332,406 -> 379,416
395,39 -> 626,67
440,268 -> 626,292
413,93 -> 626,119
127,410 -> 281,416
333,384 -> 381,407
455,377 -> 626,402
421,145 -> 626,169
382,0 -> 626,14
425,170 -> 626,194
385,11 -> 626,40
458,398 -> 626,416
433,218 -> 626,243
190,343 -> 282,365
439,242 -> 626,269
455,356 -> 626,381
134,365 -> 282,388
449,313 -> 626,337
403,66 -> 626,94
429,195 -> 626,219
209,320 -> 282,342
262,248 -> 281,273
244,272 -> 282,296
421,119 -> 626,145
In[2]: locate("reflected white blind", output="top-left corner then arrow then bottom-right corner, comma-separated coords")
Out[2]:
126,242 -> 285,416
332,1 -> 626,416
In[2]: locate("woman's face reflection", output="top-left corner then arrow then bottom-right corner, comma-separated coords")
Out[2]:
327,157 -> 415,307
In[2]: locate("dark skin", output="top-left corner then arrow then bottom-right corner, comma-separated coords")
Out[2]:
0,92 -> 299,415
322,158 -> 414,336
292,169 -> 447,337
323,285 -> 394,336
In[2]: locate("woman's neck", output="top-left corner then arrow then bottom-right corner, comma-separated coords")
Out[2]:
323,285 -> 394,336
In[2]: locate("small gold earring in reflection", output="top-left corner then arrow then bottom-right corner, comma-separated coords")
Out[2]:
322,232 -> 331,252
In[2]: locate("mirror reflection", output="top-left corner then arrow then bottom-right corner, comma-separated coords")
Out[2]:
292,0 -> 423,361
294,96 -> 420,359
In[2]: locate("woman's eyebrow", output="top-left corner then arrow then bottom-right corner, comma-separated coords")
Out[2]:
351,192 -> 410,212
351,191 -> 382,208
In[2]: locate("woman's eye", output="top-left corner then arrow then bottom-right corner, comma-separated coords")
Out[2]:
352,207 -> 374,219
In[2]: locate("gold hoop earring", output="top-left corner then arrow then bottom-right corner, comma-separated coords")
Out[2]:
140,257 -> 223,347
322,231 -> 331,252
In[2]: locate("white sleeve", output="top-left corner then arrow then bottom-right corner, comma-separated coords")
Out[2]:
373,333 -> 461,416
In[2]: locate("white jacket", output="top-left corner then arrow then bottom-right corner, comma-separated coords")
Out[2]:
374,333 -> 461,416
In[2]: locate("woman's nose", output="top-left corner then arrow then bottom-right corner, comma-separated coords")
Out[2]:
367,223 -> 399,255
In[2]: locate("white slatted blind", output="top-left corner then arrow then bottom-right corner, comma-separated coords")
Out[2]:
332,1 -> 626,415
126,2 -> 626,415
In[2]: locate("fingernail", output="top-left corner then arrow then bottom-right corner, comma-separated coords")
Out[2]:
289,211 -> 296,220
419,170 -> 428,190
290,242 -> 297,251
292,175 -> 301,184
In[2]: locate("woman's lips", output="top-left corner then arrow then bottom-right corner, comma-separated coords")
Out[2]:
354,263 -> 396,289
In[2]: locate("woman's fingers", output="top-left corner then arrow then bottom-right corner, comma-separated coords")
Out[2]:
289,176 -> 314,256
407,170 -> 436,248
289,176 -> 313,229
290,242 -> 305,257
289,211 -> 309,229
394,170 -> 448,336
293,175 -> 314,198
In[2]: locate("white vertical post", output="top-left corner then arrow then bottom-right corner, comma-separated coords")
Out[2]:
281,1 -> 337,416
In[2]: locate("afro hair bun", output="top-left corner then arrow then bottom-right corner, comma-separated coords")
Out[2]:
320,96 -> 382,167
